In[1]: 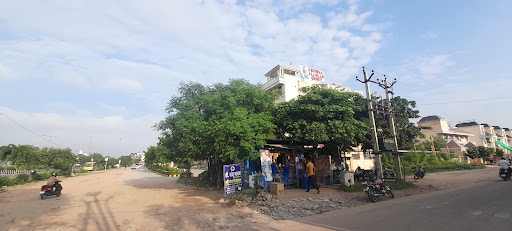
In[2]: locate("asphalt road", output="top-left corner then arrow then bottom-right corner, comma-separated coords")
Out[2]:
246,178 -> 512,231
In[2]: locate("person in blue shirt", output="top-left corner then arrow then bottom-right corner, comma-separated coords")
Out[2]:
283,161 -> 290,188
271,160 -> 279,182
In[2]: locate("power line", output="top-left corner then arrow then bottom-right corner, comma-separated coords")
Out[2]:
0,111 -> 66,148
419,96 -> 512,106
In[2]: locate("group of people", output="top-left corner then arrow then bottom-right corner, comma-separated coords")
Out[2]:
271,160 -> 290,187
270,158 -> 320,194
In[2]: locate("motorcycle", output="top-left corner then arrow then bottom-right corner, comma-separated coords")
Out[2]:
414,167 -> 426,180
362,176 -> 394,202
499,168 -> 511,181
383,168 -> 396,178
40,181 -> 62,200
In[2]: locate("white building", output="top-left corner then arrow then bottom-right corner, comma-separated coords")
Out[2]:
262,64 -> 361,103
262,64 -> 372,170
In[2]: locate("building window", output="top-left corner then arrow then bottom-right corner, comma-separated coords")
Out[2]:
352,154 -> 360,159
364,151 -> 372,159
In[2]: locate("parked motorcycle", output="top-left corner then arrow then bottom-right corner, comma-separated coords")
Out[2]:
383,168 -> 396,178
40,181 -> 62,199
362,176 -> 394,202
499,168 -> 511,181
414,167 -> 426,180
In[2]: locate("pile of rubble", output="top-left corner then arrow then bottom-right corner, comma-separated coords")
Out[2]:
219,190 -> 368,220
255,194 -> 368,220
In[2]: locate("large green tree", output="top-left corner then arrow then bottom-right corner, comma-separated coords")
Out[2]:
156,79 -> 278,186
466,146 -> 494,159
274,87 -> 369,154
374,96 -> 424,150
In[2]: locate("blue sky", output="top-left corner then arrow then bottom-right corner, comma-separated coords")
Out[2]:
0,0 -> 510,157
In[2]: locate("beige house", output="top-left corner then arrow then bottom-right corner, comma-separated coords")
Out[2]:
417,115 -> 475,158
454,122 -> 489,147
493,126 -> 511,154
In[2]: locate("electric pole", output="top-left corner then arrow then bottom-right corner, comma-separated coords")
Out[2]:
384,77 -> 404,181
356,67 -> 383,178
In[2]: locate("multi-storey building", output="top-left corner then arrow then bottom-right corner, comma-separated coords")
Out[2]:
454,122 -> 489,147
494,126 -> 511,154
417,115 -> 474,157
262,64 -> 361,103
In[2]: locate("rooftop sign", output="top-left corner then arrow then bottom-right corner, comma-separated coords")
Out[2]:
300,65 -> 325,82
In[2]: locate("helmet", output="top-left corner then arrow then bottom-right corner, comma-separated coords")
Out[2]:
52,172 -> 58,177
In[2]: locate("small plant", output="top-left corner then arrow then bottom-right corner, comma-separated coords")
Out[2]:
13,174 -> 30,185
339,182 -> 363,193
57,170 -> 71,176
32,172 -> 52,181
0,176 -> 14,187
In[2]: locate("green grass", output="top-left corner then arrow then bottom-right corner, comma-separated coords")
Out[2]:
338,182 -> 363,192
177,176 -> 208,188
385,181 -> 418,190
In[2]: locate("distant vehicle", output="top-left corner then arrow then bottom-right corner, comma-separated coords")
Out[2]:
84,162 -> 96,171
131,165 -> 140,169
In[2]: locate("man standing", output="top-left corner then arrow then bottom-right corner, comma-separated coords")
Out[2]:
305,158 -> 320,194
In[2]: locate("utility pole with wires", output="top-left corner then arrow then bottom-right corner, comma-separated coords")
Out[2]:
356,67 -> 383,179
42,135 -> 58,153
356,67 -> 404,181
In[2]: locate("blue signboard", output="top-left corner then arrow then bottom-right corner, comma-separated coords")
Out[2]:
224,164 -> 242,195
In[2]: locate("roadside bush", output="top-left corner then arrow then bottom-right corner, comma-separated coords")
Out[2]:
78,169 -> 89,173
57,170 -> 71,176
383,152 -> 486,175
13,174 -> 30,185
150,166 -> 182,175
0,176 -> 15,187
0,166 -> 16,170
32,172 -> 52,181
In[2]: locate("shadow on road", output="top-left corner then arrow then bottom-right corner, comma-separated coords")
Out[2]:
78,191 -> 121,231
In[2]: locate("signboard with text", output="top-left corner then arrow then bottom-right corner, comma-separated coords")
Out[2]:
300,65 -> 325,82
224,164 -> 242,195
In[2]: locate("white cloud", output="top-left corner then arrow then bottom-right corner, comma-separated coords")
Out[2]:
0,106 -> 160,157
0,63 -> 17,80
0,0 -> 387,153
421,32 -> 438,39
104,78 -> 144,92
398,54 -> 456,82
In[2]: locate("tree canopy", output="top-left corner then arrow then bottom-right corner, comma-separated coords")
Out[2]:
157,79 -> 277,163
274,87 -> 369,153
155,79 -> 278,186
374,96 -> 424,150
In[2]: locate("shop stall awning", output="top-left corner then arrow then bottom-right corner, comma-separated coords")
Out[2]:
266,144 -> 294,150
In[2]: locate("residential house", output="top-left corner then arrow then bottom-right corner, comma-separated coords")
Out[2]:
417,115 -> 475,158
493,126 -> 510,154
454,122 -> 489,147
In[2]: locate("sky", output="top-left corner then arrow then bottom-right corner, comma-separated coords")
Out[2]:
0,0 -> 511,157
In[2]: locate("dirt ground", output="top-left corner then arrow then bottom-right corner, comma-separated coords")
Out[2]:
0,165 -> 501,231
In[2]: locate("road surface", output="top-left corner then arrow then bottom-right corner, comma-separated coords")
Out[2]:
245,169 -> 512,231
0,167 -> 259,231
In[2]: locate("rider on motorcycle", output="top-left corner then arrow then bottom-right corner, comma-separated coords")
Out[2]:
46,172 -> 62,193
497,157 -> 511,178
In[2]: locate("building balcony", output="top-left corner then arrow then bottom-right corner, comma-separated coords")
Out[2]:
262,76 -> 286,91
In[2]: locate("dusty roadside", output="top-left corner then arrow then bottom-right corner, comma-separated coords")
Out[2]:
0,166 -> 498,230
